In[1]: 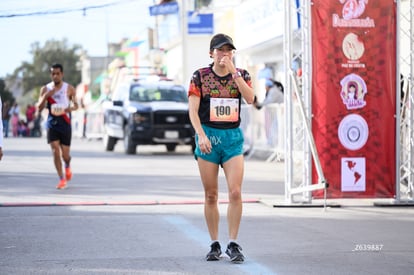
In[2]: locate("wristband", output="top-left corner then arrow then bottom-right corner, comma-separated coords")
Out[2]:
232,71 -> 242,79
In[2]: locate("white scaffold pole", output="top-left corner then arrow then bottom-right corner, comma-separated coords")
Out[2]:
288,70 -> 328,208
283,0 -> 328,208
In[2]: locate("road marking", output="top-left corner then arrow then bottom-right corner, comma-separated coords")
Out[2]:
164,215 -> 277,274
0,199 -> 259,207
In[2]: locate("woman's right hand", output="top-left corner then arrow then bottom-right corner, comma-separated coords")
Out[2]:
198,134 -> 212,154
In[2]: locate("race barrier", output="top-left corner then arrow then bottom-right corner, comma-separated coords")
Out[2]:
241,103 -> 303,163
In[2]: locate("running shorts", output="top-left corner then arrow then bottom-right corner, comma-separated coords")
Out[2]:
47,127 -> 72,146
194,124 -> 244,165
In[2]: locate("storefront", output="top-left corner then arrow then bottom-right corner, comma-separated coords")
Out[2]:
232,0 -> 296,99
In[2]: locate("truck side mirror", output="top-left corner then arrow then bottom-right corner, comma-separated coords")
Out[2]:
113,100 -> 123,107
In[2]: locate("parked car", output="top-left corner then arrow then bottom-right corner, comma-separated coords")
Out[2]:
102,75 -> 195,154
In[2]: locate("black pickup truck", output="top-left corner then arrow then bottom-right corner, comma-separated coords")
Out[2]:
102,76 -> 195,154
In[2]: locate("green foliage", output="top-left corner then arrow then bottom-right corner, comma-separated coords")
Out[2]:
11,38 -> 82,95
0,79 -> 15,103
195,0 -> 212,9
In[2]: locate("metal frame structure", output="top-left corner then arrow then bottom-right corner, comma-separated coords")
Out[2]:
283,0 -> 414,204
396,0 -> 414,202
283,0 -> 318,204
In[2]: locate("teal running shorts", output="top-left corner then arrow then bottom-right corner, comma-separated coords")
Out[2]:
194,125 -> 244,165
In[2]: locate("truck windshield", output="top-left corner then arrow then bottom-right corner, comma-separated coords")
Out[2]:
129,86 -> 188,103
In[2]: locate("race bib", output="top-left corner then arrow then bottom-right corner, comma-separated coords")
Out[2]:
210,98 -> 239,122
51,103 -> 66,116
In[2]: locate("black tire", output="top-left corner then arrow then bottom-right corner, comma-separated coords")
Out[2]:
124,125 -> 136,154
166,143 -> 177,152
103,133 -> 116,151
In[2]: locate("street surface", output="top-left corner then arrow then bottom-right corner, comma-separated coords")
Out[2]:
1,137 -> 413,274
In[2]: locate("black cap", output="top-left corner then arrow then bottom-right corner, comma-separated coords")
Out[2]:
209,33 -> 236,51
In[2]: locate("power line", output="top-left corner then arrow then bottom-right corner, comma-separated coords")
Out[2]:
0,0 -> 139,18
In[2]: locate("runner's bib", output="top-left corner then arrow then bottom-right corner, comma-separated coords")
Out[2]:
209,98 -> 239,122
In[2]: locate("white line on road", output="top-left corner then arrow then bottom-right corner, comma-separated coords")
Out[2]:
164,215 -> 277,275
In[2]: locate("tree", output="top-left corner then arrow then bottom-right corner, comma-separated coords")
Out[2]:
0,78 -> 15,104
11,38 -> 82,96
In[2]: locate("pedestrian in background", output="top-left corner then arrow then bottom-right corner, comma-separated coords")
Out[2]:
1,99 -> 10,138
37,63 -> 78,189
0,97 -> 4,160
254,79 -> 284,109
254,79 -> 284,146
188,33 -> 255,263
9,102 -> 19,137
25,103 -> 36,136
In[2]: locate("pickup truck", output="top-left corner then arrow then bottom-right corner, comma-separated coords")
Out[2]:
102,76 -> 195,154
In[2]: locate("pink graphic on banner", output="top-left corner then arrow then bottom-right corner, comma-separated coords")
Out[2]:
340,0 -> 368,20
340,73 -> 367,110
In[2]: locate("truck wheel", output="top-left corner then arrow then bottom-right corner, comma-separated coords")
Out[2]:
124,126 -> 136,154
166,144 -> 177,152
103,133 -> 116,151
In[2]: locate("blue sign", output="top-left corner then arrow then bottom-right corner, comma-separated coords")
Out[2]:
296,0 -> 301,29
187,12 -> 213,35
149,2 -> 179,16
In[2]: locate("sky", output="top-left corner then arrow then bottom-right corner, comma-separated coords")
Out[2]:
0,0 -> 155,78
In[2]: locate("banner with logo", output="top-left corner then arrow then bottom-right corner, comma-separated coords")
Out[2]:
311,0 -> 396,198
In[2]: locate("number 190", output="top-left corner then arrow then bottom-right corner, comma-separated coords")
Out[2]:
215,106 -> 231,117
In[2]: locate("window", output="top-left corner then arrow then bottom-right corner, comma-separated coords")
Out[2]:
129,85 -> 187,103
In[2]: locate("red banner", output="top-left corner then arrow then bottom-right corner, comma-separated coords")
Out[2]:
311,0 -> 396,198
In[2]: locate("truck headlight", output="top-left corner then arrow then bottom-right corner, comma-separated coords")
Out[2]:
133,113 -> 148,124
